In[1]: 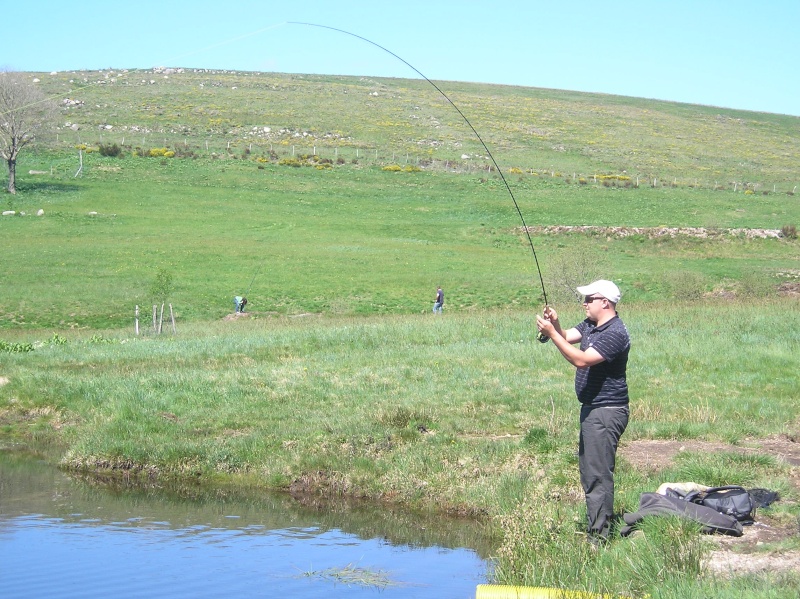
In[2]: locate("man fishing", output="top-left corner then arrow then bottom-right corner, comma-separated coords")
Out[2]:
536,279 -> 630,545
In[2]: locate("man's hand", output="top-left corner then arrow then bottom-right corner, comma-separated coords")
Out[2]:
536,314 -> 555,339
542,306 -> 559,323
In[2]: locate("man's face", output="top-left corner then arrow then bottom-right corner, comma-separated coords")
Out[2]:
582,295 -> 606,321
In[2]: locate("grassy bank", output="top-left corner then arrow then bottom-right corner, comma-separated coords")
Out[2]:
2,299 -> 799,596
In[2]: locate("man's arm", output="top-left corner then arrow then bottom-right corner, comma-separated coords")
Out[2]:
548,331 -> 605,368
536,311 -> 605,368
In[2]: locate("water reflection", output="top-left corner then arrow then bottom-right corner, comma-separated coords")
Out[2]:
0,450 -> 494,598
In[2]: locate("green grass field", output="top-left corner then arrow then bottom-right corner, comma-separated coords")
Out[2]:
2,69 -> 800,597
2,151 -> 798,330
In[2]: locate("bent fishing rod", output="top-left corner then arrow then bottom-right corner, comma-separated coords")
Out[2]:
289,22 -> 551,341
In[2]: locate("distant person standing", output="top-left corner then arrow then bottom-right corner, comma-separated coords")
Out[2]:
536,279 -> 630,545
432,286 -> 444,314
234,296 -> 247,313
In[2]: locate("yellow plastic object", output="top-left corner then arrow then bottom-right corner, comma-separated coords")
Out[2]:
475,584 -> 613,599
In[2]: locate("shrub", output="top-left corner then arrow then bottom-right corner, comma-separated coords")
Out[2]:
781,224 -> 797,240
146,147 -> 173,158
665,270 -> 708,301
737,270 -> 773,298
98,143 -> 122,157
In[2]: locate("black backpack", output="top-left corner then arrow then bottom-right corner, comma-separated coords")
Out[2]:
684,486 -> 755,524
620,492 -> 743,537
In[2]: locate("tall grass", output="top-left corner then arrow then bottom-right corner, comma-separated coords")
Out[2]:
2,300 -> 798,595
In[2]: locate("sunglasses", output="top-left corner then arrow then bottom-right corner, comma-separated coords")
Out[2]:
583,295 -> 605,304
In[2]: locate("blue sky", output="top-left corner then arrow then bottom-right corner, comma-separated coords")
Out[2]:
4,1 -> 798,116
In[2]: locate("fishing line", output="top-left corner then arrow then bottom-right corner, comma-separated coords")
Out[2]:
288,22 -> 550,315
245,259 -> 264,298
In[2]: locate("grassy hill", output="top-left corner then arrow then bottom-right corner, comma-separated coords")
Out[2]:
27,68 -> 800,188
1,69 -> 798,331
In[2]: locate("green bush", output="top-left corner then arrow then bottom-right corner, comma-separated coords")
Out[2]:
278,158 -> 302,167
98,143 -> 122,157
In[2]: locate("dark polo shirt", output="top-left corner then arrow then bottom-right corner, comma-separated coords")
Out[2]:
574,314 -> 630,406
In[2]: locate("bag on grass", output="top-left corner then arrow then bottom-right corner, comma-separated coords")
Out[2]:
748,487 -> 779,508
685,485 -> 755,524
620,492 -> 743,537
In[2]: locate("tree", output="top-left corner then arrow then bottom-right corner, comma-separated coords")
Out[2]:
150,268 -> 175,305
0,71 -> 55,194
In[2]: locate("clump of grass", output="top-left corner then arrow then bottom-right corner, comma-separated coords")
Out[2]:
735,270 -> 775,299
493,499 -> 709,597
300,563 -> 401,589
664,270 -> 708,301
493,501 -> 596,590
668,450 -> 786,488
613,516 -> 708,592
522,427 -> 558,454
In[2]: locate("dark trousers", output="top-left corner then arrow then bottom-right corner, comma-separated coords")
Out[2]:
579,404 -> 629,538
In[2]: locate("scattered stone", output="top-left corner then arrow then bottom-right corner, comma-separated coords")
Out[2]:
526,225 -> 783,239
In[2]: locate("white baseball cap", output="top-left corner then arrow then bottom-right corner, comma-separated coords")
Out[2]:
576,280 -> 621,304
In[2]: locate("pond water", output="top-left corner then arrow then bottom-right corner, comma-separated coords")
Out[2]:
0,450 -> 495,598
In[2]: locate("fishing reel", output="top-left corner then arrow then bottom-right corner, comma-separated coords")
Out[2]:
537,332 -> 550,343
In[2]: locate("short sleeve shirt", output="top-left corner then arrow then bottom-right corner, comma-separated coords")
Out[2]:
574,315 -> 630,406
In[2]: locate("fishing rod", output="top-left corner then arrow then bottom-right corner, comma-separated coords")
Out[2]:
245,260 -> 264,298
289,22 -> 550,341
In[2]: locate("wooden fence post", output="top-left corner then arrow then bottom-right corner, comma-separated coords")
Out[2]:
135,305 -> 139,335
169,304 -> 176,334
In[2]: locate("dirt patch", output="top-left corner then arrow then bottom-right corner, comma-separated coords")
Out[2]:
778,281 -> 800,297
620,435 -> 800,470
620,435 -> 800,575
222,312 -> 250,321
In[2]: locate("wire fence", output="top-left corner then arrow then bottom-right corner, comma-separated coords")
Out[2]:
44,132 -> 800,197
